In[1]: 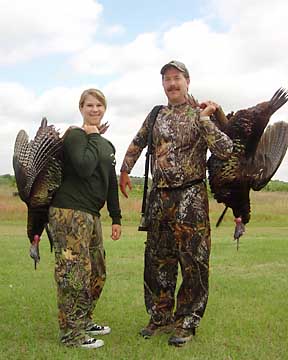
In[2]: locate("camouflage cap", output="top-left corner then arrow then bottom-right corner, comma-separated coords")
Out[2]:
160,60 -> 190,78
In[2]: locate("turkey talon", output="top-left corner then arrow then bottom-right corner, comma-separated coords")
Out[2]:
234,217 -> 245,250
30,235 -> 40,269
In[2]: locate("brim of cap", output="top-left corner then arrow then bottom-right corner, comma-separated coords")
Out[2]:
160,64 -> 190,78
160,63 -> 185,75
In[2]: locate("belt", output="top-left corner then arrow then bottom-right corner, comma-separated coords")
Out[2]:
158,178 -> 206,191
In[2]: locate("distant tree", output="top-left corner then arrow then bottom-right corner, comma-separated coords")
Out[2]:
264,179 -> 288,192
0,174 -> 16,187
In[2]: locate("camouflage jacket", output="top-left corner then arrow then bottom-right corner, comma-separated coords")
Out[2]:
121,103 -> 233,188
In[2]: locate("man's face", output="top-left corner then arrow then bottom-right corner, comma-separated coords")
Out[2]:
162,67 -> 190,105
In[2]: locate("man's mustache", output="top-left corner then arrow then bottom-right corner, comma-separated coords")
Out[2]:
167,86 -> 180,91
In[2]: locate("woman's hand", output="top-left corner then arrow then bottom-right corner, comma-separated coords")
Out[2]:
111,224 -> 121,241
82,124 -> 100,134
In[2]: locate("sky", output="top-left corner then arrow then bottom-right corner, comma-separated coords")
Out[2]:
1,0 -> 288,181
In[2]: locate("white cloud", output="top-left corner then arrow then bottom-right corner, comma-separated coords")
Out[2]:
208,0 -> 288,73
70,32 -> 164,75
1,0 -> 288,181
0,0 -> 103,64
103,24 -> 126,37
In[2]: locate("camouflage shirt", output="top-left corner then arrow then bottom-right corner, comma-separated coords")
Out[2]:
121,103 -> 233,188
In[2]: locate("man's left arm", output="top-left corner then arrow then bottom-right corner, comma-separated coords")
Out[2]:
120,114 -> 151,197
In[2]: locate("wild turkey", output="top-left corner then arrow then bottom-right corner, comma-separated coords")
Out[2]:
13,118 -> 63,268
207,88 -> 288,249
13,118 -> 110,268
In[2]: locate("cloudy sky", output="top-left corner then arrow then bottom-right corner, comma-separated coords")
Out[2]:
1,0 -> 288,180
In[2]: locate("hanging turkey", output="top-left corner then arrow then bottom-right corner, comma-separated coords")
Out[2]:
207,88 -> 288,249
13,118 -> 109,269
13,118 -> 63,269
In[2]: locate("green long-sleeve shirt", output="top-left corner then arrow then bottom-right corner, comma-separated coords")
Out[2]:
52,127 -> 121,224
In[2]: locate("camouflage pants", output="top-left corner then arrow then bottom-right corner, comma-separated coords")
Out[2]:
49,207 -> 106,346
144,183 -> 211,329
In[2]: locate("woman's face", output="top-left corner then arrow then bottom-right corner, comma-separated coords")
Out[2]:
80,94 -> 106,127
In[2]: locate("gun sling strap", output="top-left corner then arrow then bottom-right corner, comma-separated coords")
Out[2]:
139,105 -> 163,222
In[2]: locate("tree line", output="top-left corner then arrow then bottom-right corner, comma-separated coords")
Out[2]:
1,174 -> 288,192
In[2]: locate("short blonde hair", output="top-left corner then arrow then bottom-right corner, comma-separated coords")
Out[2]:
79,88 -> 107,110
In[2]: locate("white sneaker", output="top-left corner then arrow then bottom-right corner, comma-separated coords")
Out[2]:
80,338 -> 104,349
86,324 -> 111,336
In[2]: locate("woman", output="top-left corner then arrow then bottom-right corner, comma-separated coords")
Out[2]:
49,88 -> 121,349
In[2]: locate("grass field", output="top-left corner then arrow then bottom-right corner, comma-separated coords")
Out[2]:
0,185 -> 287,359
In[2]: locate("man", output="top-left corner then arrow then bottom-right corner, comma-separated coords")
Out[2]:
120,60 -> 233,347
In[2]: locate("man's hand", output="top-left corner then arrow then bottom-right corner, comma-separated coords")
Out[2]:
119,171 -> 132,198
111,224 -> 121,240
199,100 -> 219,117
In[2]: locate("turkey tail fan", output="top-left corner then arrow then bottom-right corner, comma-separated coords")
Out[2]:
27,120 -> 62,177
24,119 -> 63,198
13,118 -> 63,204
40,117 -> 47,129
29,157 -> 63,208
249,121 -> 288,191
216,206 -> 229,227
13,129 -> 30,166
268,88 -> 288,115
13,130 -> 31,202
244,88 -> 288,157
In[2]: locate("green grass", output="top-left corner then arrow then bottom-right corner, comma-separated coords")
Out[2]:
1,216 -> 288,360
1,185 -> 287,359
